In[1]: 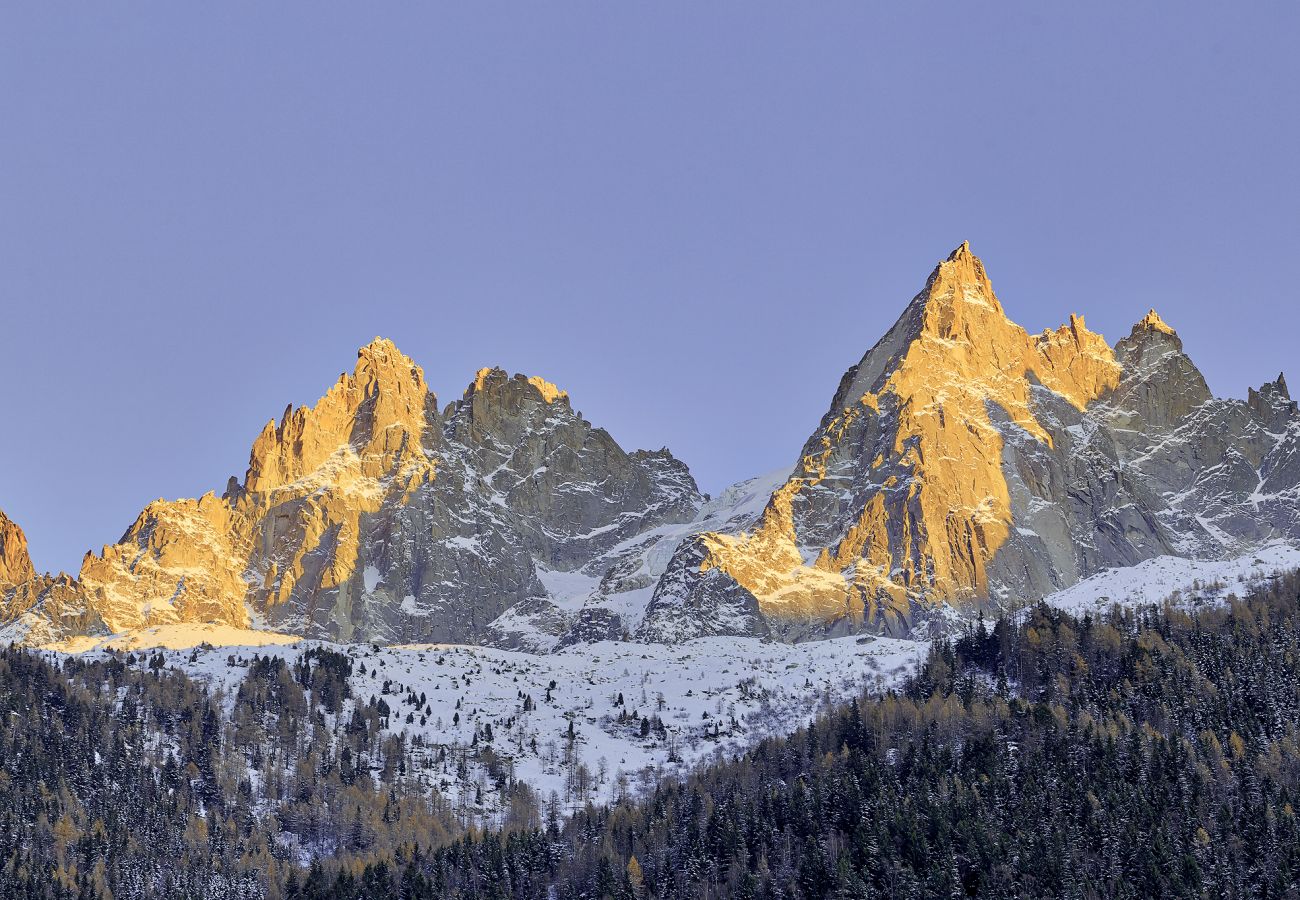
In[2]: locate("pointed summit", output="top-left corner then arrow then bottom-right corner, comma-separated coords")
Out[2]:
1134,308 -> 1177,336
933,240 -> 992,287
931,241 -> 996,298
650,241 -> 1129,639
359,335 -> 399,353
1248,372 -> 1297,428
244,338 -> 434,493
1115,306 -> 1188,366
907,241 -> 1008,344
353,337 -> 427,393
468,365 -> 509,398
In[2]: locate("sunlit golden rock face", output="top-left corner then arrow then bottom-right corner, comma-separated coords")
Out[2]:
0,510 -> 34,588
246,338 -> 434,492
74,338 -> 439,637
0,511 -> 107,644
472,367 -> 567,406
0,573 -> 106,646
694,243 -> 1124,635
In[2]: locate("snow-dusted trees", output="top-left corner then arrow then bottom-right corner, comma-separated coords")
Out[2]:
303,570 -> 1300,898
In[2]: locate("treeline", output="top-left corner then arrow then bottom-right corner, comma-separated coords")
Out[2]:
4,570 -> 1300,898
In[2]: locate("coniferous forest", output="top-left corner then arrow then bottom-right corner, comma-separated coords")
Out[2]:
5,572 -> 1300,899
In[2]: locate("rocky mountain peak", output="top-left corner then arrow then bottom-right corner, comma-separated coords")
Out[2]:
356,334 -> 412,369
1106,307 -> 1211,432
346,334 -> 428,401
526,376 -> 568,405
0,510 -> 34,588
1,337 -> 707,648
454,368 -> 578,456
1115,307 -> 1187,365
465,366 -> 570,407
1257,372 -> 1292,403
1136,308 -> 1176,335
910,240 -> 1009,341
940,239 -> 988,284
639,244 -> 1300,645
467,365 -> 509,399
245,339 -> 433,493
642,243 -> 1131,639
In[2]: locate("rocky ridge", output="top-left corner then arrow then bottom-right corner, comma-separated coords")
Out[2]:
1,341 -> 702,648
4,243 -> 1299,649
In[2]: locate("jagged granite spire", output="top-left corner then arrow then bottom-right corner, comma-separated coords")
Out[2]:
1249,372 -> 1298,431
0,510 -> 34,588
245,337 -> 435,493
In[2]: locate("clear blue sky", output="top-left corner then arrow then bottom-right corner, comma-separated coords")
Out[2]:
2,4 -> 1297,575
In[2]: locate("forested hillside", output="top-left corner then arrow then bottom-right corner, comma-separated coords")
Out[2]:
368,571 -> 1300,899
5,572 -> 1300,898
0,646 -> 482,899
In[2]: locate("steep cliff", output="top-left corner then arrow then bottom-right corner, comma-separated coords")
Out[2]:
0,511 -> 33,589
641,243 -> 1300,640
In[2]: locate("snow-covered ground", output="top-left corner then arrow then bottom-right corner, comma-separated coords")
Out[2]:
1043,543 -> 1300,617
30,541 -> 1300,825
46,623 -> 302,652
45,633 -> 924,823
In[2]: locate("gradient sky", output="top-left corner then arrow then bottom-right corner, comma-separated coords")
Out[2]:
2,3 -> 1298,575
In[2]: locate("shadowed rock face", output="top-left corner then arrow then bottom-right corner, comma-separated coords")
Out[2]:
0,341 -> 702,647
446,369 -> 701,571
642,244 -> 1300,641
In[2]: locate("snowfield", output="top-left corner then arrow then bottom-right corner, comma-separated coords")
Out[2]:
46,623 -> 302,652
1043,543 -> 1300,617
41,633 -> 925,823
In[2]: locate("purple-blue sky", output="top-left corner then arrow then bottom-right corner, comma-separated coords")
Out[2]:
2,4 -> 1298,575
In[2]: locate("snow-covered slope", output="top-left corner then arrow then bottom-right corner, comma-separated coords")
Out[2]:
1043,543 -> 1300,617
45,623 -> 303,653
44,632 -> 924,822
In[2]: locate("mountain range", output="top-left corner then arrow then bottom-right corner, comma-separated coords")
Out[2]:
4,242 -> 1298,650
